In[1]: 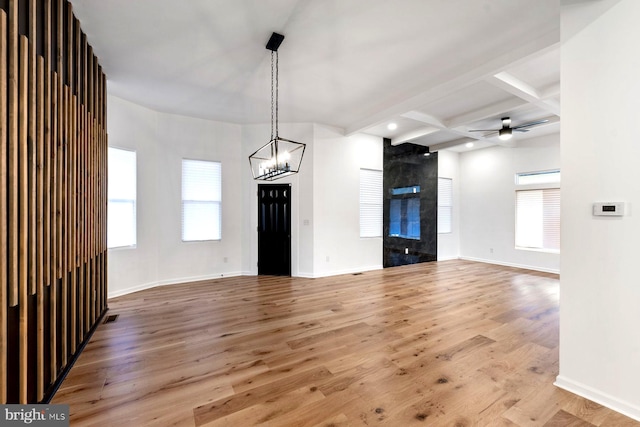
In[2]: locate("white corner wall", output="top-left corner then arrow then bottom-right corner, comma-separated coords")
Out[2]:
240,123 -> 315,277
107,95 -> 243,297
437,150 -> 460,260
557,0 -> 640,420
458,134 -> 560,273
312,125 -> 383,277
107,96 -> 160,295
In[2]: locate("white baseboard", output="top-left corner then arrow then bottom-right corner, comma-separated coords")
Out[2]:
459,256 -> 560,274
437,255 -> 460,261
298,265 -> 383,279
108,271 -> 243,299
555,376 -> 640,422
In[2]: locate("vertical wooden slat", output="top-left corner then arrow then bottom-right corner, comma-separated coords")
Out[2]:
69,90 -> 76,351
44,0 -> 51,289
56,0 -> 63,80
56,5 -> 62,282
87,46 -> 92,117
49,72 -> 57,382
74,25 -> 83,344
28,0 -> 37,297
36,56 -> 45,402
8,0 -> 19,309
66,2 -> 72,92
57,72 -> 66,367
66,10 -> 74,347
18,34 -> 29,405
0,9 -> 8,404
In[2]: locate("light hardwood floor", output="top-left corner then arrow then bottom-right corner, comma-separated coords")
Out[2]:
52,260 -> 639,426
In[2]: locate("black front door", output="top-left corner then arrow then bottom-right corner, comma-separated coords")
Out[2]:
258,184 -> 291,276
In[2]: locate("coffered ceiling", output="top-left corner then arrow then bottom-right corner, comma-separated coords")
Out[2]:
69,0 -> 561,151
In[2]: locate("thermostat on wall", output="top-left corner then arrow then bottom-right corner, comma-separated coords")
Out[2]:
593,202 -> 625,216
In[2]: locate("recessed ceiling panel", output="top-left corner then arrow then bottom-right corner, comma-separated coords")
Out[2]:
506,47 -> 560,92
414,81 -> 516,123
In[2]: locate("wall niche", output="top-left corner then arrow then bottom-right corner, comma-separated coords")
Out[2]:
383,139 -> 437,267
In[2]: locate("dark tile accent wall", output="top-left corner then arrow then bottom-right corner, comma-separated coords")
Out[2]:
383,139 -> 438,267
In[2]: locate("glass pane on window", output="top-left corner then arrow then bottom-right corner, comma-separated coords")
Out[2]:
182,201 -> 221,241
108,148 -> 136,200
182,160 -> 222,202
108,147 -> 136,248
108,200 -> 136,248
438,206 -> 452,234
516,170 -> 560,185
516,188 -> 560,251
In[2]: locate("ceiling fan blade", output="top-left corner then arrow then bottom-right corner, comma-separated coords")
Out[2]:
512,119 -> 549,130
514,128 -> 530,132
469,129 -> 499,132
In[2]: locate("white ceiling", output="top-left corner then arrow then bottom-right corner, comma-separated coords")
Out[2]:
69,0 -> 561,152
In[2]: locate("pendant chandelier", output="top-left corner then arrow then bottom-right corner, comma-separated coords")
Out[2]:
249,33 -> 306,181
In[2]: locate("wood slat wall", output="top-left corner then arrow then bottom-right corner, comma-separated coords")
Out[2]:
1,0 -> 108,404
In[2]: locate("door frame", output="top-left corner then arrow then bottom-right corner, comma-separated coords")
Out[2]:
257,183 -> 292,276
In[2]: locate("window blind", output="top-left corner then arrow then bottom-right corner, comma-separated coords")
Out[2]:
359,169 -> 382,238
438,177 -> 453,234
515,188 -> 560,251
182,159 -> 222,241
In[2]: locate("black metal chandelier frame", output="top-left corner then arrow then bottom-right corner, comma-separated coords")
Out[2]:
248,33 -> 306,181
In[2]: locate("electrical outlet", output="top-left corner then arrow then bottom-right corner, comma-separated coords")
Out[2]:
489,248 -> 494,253
326,256 -> 330,262
223,257 -> 228,263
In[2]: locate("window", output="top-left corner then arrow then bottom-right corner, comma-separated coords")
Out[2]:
108,147 -> 136,248
516,169 -> 560,185
389,185 -> 420,240
359,169 -> 382,237
438,178 -> 452,234
182,159 -> 222,241
515,169 -> 560,252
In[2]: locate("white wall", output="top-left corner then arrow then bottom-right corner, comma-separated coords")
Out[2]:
458,134 -> 560,273
437,150 -> 460,260
558,0 -> 640,420
154,112 -> 243,283
109,98 -> 385,292
108,96 -> 243,297
240,123 -> 383,278
312,125 -> 383,277
107,96 -> 160,295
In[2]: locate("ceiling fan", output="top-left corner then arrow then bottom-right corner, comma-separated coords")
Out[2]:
469,117 -> 549,140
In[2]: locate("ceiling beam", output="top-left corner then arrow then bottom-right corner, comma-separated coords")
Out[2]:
486,71 -> 560,116
391,126 -> 440,145
400,111 -> 445,128
413,136 -> 478,151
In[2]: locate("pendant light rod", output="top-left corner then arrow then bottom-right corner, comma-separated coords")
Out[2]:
267,33 -> 284,140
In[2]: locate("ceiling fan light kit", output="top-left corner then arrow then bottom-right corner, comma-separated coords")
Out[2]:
469,116 -> 549,142
249,32 -> 306,181
499,127 -> 512,140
